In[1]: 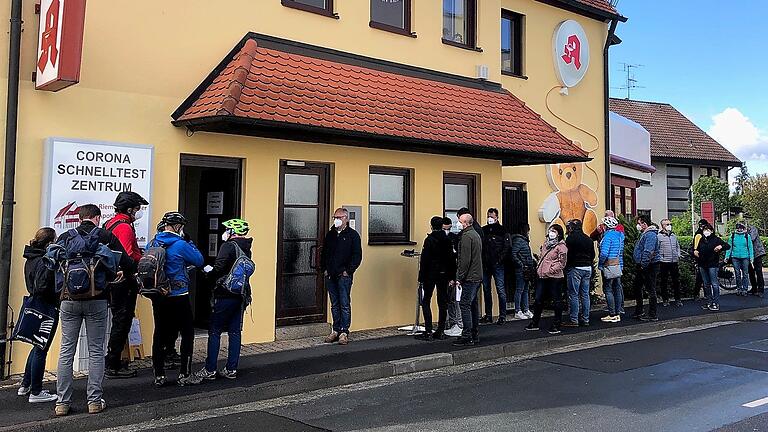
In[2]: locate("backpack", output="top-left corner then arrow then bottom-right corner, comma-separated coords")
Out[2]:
136,243 -> 170,298
56,228 -> 107,300
218,243 -> 255,297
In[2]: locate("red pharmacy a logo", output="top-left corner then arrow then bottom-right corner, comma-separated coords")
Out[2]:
561,34 -> 582,70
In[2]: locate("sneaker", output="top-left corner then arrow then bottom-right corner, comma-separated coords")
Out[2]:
105,368 -> 137,379
472,334 -> 480,344
154,375 -> 167,387
513,311 -> 527,320
619,310 -> 626,315
54,403 -> 70,417
195,368 -> 217,381
444,325 -> 462,337
338,333 -> 349,345
17,386 -> 30,396
324,331 -> 339,344
415,332 -> 433,341
613,315 -> 621,322
452,337 -> 474,347
547,327 -> 561,335
709,304 -> 720,311
561,321 -> 579,328
600,315 -> 616,322
432,331 -> 446,340
496,317 -> 506,326
524,310 -> 534,319
177,373 -> 203,386
525,323 -> 540,331
640,315 -> 659,322
88,399 -> 106,414
219,368 -> 237,379
28,390 -> 58,403
701,303 -> 711,310
479,315 -> 493,324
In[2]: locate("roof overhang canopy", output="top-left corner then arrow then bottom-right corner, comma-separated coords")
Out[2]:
609,111 -> 653,184
172,34 -> 589,167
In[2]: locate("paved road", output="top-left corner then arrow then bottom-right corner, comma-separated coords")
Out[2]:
98,320 -> 768,432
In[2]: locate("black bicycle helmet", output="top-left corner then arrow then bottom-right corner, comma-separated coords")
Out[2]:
114,191 -> 148,212
161,211 -> 187,226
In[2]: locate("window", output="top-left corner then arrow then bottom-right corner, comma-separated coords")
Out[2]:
282,0 -> 336,18
444,173 -> 476,233
666,164 -> 692,218
370,0 -> 412,35
701,166 -> 721,179
612,185 -> 636,218
442,0 -> 477,48
501,10 -> 523,76
369,167 -> 411,243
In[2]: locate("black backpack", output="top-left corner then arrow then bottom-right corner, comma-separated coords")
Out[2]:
55,228 -> 107,300
136,243 -> 170,298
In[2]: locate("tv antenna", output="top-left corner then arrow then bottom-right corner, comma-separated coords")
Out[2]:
617,63 -> 644,99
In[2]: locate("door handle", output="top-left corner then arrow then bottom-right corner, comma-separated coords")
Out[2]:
309,244 -> 318,270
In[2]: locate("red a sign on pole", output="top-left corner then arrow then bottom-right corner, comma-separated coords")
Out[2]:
701,201 -> 715,227
35,0 -> 87,91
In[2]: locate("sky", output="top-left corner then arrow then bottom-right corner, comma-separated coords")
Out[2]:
609,0 -> 768,180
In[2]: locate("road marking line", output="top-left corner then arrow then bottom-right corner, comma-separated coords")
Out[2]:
743,397 -> 768,408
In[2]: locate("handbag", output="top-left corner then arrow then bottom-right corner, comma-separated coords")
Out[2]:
11,296 -> 59,351
602,264 -> 623,280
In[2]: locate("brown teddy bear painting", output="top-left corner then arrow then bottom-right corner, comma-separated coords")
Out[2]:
540,163 -> 598,235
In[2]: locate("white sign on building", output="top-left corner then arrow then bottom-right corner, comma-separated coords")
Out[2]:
41,138 -> 154,247
553,20 -> 590,88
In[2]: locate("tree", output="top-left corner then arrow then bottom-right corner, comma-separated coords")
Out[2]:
691,175 -> 730,217
731,163 -> 749,210
670,210 -> 693,236
742,174 -> 768,234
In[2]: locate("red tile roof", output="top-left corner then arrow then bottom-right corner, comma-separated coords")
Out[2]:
574,0 -> 619,15
609,98 -> 741,165
174,38 -> 589,165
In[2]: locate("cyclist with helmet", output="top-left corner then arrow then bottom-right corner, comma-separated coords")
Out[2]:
147,211 -> 205,386
104,191 -> 148,379
195,219 -> 253,381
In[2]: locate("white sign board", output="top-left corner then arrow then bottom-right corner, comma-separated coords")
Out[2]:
207,191 -> 224,215
553,20 -> 590,88
41,138 -> 154,247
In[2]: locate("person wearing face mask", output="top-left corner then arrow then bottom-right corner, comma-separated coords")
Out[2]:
694,222 -> 729,311
416,217 -> 454,340
481,208 -> 508,325
747,221 -> 766,296
725,221 -> 754,296
598,217 -> 624,323
526,224 -> 568,334
453,213 -> 483,346
692,219 -> 709,299
657,219 -> 682,307
103,191 -> 149,379
632,215 -> 661,321
320,208 -> 362,346
442,217 -> 463,337
147,212 -> 205,386
563,219 -> 595,328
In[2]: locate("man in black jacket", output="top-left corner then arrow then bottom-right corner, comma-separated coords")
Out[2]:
320,208 -> 362,346
481,208 -> 508,324
416,216 -> 454,340
563,219 -> 595,327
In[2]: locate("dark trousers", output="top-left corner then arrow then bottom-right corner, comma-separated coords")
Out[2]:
659,262 -> 681,303
749,256 -> 765,294
205,297 -> 244,372
695,265 -> 703,298
531,277 -> 564,328
152,295 -> 195,377
21,343 -> 53,395
634,263 -> 660,318
421,277 -> 449,334
106,278 -> 138,370
459,281 -> 481,339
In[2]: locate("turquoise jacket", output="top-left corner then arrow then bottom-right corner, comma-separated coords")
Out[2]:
726,232 -> 754,261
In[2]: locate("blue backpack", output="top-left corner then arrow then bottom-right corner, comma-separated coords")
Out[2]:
219,243 -> 255,298
55,228 -> 108,300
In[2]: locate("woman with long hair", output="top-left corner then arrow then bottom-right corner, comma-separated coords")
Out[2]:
526,224 -> 568,335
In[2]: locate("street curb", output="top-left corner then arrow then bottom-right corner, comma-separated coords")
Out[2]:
7,305 -> 768,432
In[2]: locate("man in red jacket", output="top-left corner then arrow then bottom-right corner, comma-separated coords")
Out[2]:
104,191 -> 148,378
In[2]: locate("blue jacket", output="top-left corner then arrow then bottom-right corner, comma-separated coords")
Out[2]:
726,232 -> 754,261
147,232 -> 204,296
633,227 -> 660,269
599,229 -> 624,270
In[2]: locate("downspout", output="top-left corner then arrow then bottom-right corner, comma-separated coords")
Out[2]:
0,0 -> 23,379
603,17 -> 619,211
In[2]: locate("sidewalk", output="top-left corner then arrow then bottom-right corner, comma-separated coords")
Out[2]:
2,293 -> 767,430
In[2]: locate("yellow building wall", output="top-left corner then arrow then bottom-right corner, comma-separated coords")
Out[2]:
0,0 -> 608,374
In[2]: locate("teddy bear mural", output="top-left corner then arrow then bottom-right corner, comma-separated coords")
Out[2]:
538,162 -> 598,235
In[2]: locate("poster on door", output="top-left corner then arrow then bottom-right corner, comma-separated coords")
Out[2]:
40,138 -> 154,247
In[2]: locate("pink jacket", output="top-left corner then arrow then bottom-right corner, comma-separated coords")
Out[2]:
537,241 -> 568,279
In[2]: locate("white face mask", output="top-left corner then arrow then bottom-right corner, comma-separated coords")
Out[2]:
455,220 -> 463,230
333,218 -> 343,229
636,224 -> 643,231
221,231 -> 231,242
664,225 -> 672,232
487,217 -> 496,225
548,231 -> 558,240
443,229 -> 451,236
133,209 -> 144,221
703,230 -> 712,237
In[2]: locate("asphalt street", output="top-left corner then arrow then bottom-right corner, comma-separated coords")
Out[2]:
104,320 -> 768,432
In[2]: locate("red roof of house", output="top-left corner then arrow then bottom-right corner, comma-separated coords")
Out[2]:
173,37 -> 589,166
574,0 -> 619,15
609,98 -> 741,166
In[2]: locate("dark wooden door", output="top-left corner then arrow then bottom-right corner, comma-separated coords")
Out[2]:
502,182 -> 528,232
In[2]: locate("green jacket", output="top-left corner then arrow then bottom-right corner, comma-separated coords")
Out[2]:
457,226 -> 483,283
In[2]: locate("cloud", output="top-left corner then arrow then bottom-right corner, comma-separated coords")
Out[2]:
707,108 -> 768,160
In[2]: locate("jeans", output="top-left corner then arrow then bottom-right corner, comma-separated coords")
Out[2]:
421,278 -> 449,333
106,278 -> 138,370
603,277 -> 624,315
459,281 -> 480,339
482,264 -> 506,319
634,263 -> 660,318
57,299 -> 108,405
152,295 -> 195,377
700,266 -> 720,305
732,257 -> 751,294
531,278 -> 564,328
567,268 -> 592,323
327,275 -> 352,334
205,297 -> 244,372
749,256 -> 765,294
513,268 -> 530,313
446,284 -> 463,329
21,345 -> 51,396
659,262 -> 681,303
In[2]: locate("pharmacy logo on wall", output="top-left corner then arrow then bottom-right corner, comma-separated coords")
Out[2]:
553,20 -> 590,88
53,201 -> 81,229
35,0 -> 87,91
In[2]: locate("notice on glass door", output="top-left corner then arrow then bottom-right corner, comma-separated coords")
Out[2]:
208,234 -> 218,257
207,192 -> 224,215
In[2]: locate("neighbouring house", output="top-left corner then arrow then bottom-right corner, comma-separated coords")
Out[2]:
608,111 -> 653,218
609,98 -> 742,221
